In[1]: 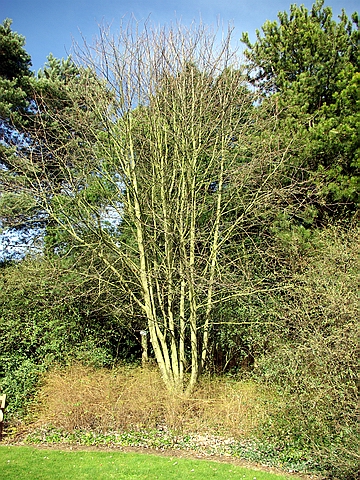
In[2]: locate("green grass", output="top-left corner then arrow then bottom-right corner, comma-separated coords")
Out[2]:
1,446 -> 302,480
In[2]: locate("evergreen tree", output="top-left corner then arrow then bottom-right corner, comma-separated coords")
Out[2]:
0,19 -> 33,161
0,21 -> 102,257
241,0 -> 359,211
0,18 -> 32,120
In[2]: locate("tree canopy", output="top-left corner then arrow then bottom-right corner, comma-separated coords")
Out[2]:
242,0 -> 359,210
0,18 -> 32,124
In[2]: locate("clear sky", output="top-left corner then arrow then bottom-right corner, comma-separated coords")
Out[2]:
1,0 -> 358,72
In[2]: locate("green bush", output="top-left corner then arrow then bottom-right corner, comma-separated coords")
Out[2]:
0,258 -> 139,417
0,358 -> 45,416
254,226 -> 359,479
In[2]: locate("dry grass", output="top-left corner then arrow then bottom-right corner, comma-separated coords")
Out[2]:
32,364 -> 273,438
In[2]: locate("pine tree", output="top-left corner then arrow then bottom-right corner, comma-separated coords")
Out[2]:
0,19 -> 33,160
0,20 -> 98,257
241,0 -> 359,209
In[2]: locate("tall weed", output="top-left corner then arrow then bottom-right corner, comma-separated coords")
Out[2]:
33,364 -> 272,437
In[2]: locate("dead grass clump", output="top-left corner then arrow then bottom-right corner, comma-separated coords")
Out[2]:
185,376 -> 273,436
34,364 -> 167,432
34,364 -> 273,437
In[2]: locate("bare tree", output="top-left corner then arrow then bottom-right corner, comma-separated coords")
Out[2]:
11,21 -> 292,392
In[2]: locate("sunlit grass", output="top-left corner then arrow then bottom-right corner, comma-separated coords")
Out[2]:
1,446 -> 302,480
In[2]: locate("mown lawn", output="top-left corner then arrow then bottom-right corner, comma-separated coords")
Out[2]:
1,446 -> 302,480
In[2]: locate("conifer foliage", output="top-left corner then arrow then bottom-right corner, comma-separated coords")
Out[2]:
242,0 -> 359,207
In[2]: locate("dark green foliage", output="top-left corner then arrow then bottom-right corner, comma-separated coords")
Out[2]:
0,18 -> 33,125
241,1 -> 358,100
0,21 -> 104,249
0,19 -> 32,80
242,0 -> 359,211
0,259 -> 140,417
0,18 -> 33,196
254,226 -> 359,479
0,52 -> 92,230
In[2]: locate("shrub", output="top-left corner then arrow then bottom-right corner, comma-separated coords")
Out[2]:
254,226 -> 359,479
0,258 -> 138,418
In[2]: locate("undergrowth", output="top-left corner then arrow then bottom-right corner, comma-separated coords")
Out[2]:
4,364 -> 319,476
3,361 -> 358,479
28,364 -> 271,437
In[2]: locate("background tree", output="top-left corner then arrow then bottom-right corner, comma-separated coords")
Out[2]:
240,5 -> 359,475
0,25 -> 104,257
0,18 -> 35,255
241,0 -> 359,214
0,18 -> 33,150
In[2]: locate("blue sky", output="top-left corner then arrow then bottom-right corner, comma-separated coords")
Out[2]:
1,0 -> 358,72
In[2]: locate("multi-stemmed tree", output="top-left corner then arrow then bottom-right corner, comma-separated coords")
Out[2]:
6,22 -> 294,392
